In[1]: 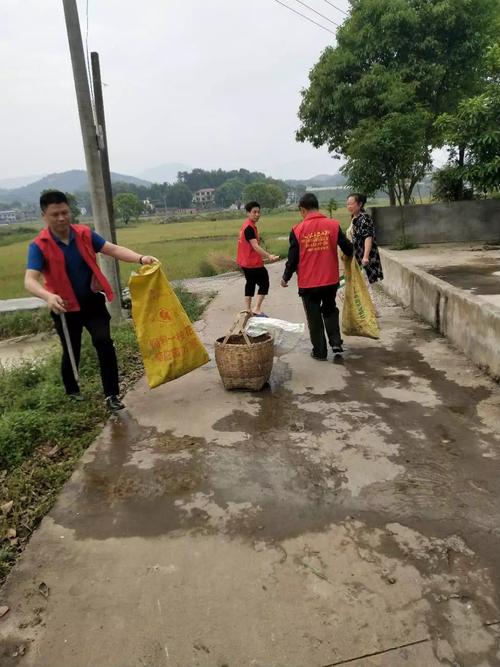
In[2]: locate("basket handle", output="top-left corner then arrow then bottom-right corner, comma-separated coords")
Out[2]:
222,310 -> 253,346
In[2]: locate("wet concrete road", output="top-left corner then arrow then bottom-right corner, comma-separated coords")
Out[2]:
1,263 -> 500,666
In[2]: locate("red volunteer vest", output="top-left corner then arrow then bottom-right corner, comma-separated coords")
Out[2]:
293,212 -> 340,289
236,219 -> 264,269
33,224 -> 114,312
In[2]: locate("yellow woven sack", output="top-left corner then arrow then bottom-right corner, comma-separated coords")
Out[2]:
342,256 -> 380,339
129,263 -> 209,388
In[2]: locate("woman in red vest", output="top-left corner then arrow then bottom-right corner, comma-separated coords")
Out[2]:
236,201 -> 279,316
281,193 -> 353,360
24,190 -> 158,411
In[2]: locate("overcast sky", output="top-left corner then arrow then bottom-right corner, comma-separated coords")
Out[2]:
0,0 -> 352,182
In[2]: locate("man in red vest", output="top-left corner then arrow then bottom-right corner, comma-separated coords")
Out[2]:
24,190 -> 158,411
236,201 -> 279,316
281,193 -> 353,360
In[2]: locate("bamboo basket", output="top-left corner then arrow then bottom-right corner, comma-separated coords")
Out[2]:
215,312 -> 274,391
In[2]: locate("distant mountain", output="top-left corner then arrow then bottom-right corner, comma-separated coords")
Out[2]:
138,163 -> 191,184
0,170 -> 151,204
285,173 -> 347,188
0,174 -> 45,189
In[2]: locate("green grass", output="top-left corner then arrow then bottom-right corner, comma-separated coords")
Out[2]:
0,309 -> 53,339
0,209 -> 352,300
0,287 -> 206,585
0,225 -> 41,248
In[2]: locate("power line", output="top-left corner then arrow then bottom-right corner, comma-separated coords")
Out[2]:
322,0 -> 348,16
84,0 -> 95,113
294,0 -> 340,26
271,0 -> 337,35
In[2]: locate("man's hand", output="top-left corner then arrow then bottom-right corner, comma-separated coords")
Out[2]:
361,257 -> 369,267
46,293 -> 66,314
140,255 -> 159,265
280,279 -> 288,288
268,254 -> 280,262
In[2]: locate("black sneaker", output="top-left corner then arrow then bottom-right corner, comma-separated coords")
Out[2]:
332,346 -> 344,356
105,395 -> 125,411
310,351 -> 327,361
67,392 -> 84,402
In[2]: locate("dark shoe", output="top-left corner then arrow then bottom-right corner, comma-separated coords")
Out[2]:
310,351 -> 327,361
67,392 -> 84,402
106,395 -> 125,411
332,345 -> 344,356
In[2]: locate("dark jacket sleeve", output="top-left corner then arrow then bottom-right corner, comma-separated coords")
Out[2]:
338,228 -> 353,257
282,230 -> 299,283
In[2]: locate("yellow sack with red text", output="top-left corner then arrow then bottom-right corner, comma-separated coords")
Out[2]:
342,255 -> 380,339
129,263 -> 209,388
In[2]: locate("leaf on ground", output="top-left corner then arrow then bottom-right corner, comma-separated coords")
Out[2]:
38,582 -> 50,599
1,501 -> 13,515
0,605 -> 9,618
39,445 -> 59,459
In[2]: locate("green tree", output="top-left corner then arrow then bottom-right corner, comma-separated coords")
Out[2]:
297,0 -> 499,205
264,184 -> 286,209
165,182 -> 193,208
114,192 -> 143,224
327,198 -> 338,218
434,44 -> 500,197
215,178 -> 245,208
242,182 -> 286,209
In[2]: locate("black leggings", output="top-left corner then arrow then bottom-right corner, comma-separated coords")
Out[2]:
242,267 -> 270,297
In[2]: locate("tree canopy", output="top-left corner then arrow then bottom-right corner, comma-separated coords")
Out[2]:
297,0 -> 499,204
178,168 -> 266,192
434,44 -> 500,197
114,192 -> 143,224
215,178 -> 245,208
242,182 -> 286,209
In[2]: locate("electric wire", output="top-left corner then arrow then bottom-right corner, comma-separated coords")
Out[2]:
293,0 -> 340,26
271,0 -> 337,35
322,0 -> 348,16
84,0 -> 96,116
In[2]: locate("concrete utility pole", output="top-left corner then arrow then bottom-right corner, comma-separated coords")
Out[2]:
90,51 -> 117,246
62,0 -> 122,320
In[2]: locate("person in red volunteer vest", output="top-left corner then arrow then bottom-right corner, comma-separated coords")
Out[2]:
236,201 -> 279,316
281,193 -> 353,360
24,190 -> 158,411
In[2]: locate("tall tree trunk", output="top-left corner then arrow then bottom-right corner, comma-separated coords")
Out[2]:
457,144 -> 465,200
388,181 -> 397,206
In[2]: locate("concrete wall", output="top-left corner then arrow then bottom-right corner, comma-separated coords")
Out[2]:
370,200 -> 500,246
380,248 -> 500,379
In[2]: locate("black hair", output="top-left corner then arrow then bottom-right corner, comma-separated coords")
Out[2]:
40,190 -> 69,212
245,200 -> 260,212
348,193 -> 367,209
298,192 -> 319,211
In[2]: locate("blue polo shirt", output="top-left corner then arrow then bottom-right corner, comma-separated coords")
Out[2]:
27,229 -> 106,302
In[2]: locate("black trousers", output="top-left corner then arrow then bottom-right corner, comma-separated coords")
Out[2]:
242,266 -> 270,297
301,285 -> 342,359
51,293 -> 119,397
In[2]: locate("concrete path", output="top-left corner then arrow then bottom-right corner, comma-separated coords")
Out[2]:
1,263 -> 500,666
0,298 -> 44,313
